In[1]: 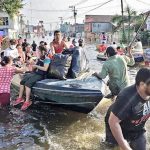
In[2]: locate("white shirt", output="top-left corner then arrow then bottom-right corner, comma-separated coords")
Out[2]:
4,47 -> 19,59
134,41 -> 143,53
111,44 -> 117,49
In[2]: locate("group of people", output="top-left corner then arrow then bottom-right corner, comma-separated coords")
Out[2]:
0,30 -> 150,150
98,39 -> 143,56
0,30 -> 84,110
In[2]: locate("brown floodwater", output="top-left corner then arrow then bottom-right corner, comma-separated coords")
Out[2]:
0,43 -> 150,150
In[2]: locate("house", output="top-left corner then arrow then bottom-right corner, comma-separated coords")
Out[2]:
0,11 -> 19,38
85,15 -> 114,42
60,23 -> 84,37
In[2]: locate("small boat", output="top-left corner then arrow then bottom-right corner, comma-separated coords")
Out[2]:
97,54 -> 107,61
12,73 -> 105,113
97,53 -> 144,62
134,55 -> 144,62
132,52 -> 144,62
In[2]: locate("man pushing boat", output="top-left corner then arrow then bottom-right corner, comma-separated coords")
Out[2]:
94,46 -> 135,99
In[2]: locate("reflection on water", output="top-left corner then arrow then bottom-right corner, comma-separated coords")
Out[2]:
0,44 -> 149,150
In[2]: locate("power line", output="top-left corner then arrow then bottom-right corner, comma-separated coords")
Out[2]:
135,0 -> 150,5
24,8 -> 71,12
63,0 -> 114,20
77,2 -> 104,9
75,0 -> 89,6
81,0 -> 114,15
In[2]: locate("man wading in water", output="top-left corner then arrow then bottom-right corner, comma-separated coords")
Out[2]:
94,46 -> 135,99
105,68 -> 150,150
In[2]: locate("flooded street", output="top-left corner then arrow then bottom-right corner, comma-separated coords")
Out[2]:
0,42 -> 150,150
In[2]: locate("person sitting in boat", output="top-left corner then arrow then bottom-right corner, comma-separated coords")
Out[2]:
78,37 -> 84,47
93,46 -> 135,99
116,46 -> 124,55
50,30 -> 69,55
16,44 -> 25,64
4,39 -> 19,60
24,43 -> 36,70
13,46 -> 51,110
98,42 -> 107,53
0,56 -> 25,108
133,38 -> 143,54
111,42 -> 117,49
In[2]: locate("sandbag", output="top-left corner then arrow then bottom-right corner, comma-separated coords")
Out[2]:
48,54 -> 72,80
69,47 -> 89,78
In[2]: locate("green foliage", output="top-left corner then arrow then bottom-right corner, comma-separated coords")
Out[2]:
0,0 -> 24,17
140,31 -> 150,46
112,5 -> 144,44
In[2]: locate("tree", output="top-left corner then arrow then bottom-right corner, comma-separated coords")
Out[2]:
112,15 -> 127,43
112,5 -> 144,44
0,0 -> 23,18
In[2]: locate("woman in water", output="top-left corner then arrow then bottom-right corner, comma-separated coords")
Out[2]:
0,56 -> 25,107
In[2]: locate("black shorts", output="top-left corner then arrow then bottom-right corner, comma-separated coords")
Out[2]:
20,73 -> 43,88
105,107 -> 147,150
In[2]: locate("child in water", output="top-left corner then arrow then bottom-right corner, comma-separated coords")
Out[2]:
0,56 -> 25,107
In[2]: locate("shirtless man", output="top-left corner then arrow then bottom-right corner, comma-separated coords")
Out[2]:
50,30 -> 68,55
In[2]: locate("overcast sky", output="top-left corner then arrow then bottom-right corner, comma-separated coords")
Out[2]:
21,0 -> 150,29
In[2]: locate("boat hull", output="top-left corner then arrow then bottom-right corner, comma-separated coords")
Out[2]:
12,74 -> 105,113
32,81 -> 104,113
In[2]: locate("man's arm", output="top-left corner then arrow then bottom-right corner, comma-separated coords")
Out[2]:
93,63 -> 108,79
109,112 -> 132,150
124,47 -> 135,66
50,42 -> 55,55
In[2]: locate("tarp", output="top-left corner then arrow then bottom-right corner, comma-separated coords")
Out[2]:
68,47 -> 89,78
48,54 -> 72,80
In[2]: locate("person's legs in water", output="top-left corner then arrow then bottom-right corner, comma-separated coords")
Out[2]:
0,93 -> 10,107
21,86 -> 32,111
13,73 -> 35,106
130,134 -> 147,150
13,85 -> 25,106
20,73 -> 43,110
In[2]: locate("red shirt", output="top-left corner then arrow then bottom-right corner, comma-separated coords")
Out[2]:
52,40 -> 65,54
99,44 -> 107,52
0,66 -> 15,94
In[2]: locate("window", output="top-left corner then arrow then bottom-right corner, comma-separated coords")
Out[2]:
0,17 -> 9,26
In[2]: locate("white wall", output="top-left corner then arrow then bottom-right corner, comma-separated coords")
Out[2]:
0,11 -> 19,38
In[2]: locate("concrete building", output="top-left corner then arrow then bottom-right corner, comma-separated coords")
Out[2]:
0,11 -> 19,38
85,15 -> 114,42
60,23 -> 84,37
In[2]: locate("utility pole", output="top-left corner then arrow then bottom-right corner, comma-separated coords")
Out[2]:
121,0 -> 126,43
59,17 -> 63,32
69,6 -> 77,37
59,17 -> 63,25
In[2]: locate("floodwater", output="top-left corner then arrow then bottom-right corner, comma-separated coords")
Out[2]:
0,42 -> 150,150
